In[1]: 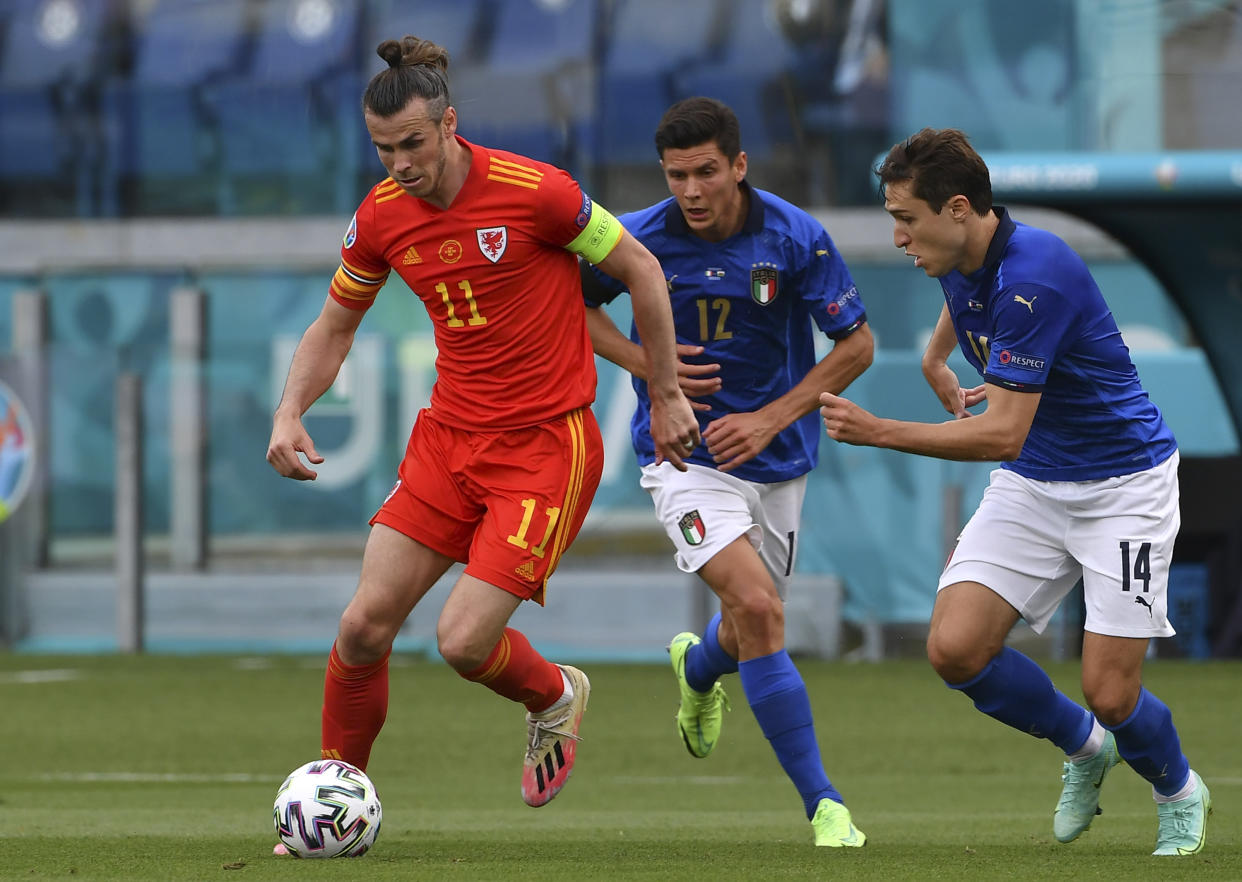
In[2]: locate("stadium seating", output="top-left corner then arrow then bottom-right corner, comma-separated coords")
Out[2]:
0,0 -> 120,214
596,0 -> 726,166
672,0 -> 798,161
451,0 -> 599,172
98,0 -> 251,214
204,0 -> 365,214
363,0 -> 484,60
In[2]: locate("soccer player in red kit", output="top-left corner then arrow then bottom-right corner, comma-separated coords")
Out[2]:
266,35 -> 699,828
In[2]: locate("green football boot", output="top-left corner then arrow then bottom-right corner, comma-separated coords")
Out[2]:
1153,771 -> 1211,856
667,632 -> 730,758
811,798 -> 867,847
1053,731 -> 1122,842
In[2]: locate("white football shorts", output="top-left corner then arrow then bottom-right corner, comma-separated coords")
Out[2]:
639,462 -> 807,599
940,451 -> 1180,638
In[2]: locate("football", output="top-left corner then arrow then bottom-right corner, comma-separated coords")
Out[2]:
272,759 -> 382,858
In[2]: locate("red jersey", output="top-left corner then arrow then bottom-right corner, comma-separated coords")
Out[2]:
330,137 -> 606,431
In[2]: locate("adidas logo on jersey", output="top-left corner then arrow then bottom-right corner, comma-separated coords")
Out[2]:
514,560 -> 536,581
402,246 -> 422,265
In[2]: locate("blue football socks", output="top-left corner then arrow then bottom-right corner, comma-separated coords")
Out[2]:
949,646 -> 1094,754
683,611 -> 739,692
1106,687 -> 1190,797
740,649 -> 842,818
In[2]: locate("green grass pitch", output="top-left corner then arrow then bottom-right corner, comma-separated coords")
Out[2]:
1,653 -> 1237,880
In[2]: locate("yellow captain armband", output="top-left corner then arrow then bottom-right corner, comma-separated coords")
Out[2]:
566,202 -> 623,265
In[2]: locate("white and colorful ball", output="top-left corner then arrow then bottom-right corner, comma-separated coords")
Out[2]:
272,759 -> 382,858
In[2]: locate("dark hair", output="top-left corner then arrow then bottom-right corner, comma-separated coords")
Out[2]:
363,36 -> 451,119
654,97 -> 742,161
876,128 -> 992,215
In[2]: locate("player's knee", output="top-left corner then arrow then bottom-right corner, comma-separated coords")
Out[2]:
435,627 -> 489,673
336,612 -> 396,664
724,589 -> 783,637
926,630 -> 993,684
1082,678 -> 1140,727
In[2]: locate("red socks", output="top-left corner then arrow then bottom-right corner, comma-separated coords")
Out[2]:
320,628 -> 562,768
461,628 -> 565,713
320,642 -> 390,771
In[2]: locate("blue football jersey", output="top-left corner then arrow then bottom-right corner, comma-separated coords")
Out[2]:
583,181 -> 867,483
940,207 -> 1177,481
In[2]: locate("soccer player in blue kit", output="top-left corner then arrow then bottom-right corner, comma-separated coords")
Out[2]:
581,97 -> 874,846
820,127 -> 1211,856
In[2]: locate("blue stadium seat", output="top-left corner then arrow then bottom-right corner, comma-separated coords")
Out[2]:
597,0 -> 724,165
128,0 -> 252,87
0,0 -> 119,212
452,0 -> 599,170
484,0 -> 595,69
204,0 -> 364,212
248,0 -> 362,83
0,0 -> 115,89
363,0 -> 483,60
672,0 -> 798,159
0,90 -> 67,179
98,0 -> 250,213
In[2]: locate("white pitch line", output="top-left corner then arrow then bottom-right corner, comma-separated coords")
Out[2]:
232,657 -> 274,670
36,772 -> 279,784
610,776 -> 750,785
0,669 -> 80,684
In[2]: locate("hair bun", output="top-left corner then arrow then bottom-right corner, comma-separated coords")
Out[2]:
376,39 -> 403,68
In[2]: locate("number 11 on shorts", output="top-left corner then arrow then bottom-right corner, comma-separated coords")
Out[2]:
507,498 -> 562,559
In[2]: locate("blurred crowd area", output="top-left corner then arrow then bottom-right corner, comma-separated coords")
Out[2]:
2,0 -> 1241,218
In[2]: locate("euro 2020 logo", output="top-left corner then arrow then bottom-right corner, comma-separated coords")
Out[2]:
0,380 -> 35,523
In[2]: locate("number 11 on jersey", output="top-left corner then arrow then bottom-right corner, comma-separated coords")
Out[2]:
436,280 -> 487,327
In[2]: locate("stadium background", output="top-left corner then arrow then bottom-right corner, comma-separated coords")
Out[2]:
0,0 -> 1240,659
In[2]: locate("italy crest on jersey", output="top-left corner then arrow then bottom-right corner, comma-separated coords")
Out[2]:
751,263 -> 779,305
476,226 -> 508,263
678,510 -> 706,546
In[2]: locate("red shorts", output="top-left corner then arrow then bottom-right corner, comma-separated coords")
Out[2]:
371,407 -> 603,604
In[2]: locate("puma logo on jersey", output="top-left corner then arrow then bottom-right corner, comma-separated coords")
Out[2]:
1134,595 -> 1154,617
1014,294 -> 1037,312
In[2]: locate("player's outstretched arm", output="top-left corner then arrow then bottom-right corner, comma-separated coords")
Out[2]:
706,323 -> 874,471
595,230 -> 699,468
819,383 -> 1040,462
267,297 -> 365,481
